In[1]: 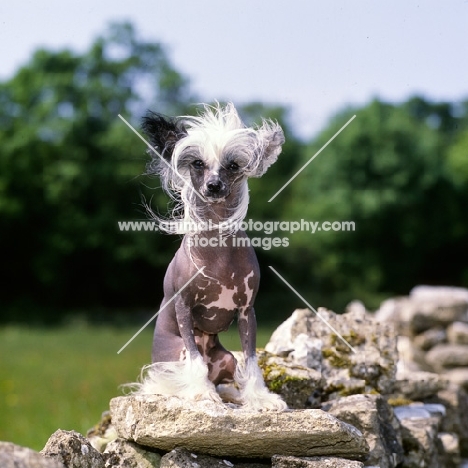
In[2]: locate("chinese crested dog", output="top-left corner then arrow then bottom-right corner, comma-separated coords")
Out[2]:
134,102 -> 287,411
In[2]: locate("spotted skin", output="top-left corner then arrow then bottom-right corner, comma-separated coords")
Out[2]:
194,330 -> 236,384
152,226 -> 260,386
143,104 -> 286,408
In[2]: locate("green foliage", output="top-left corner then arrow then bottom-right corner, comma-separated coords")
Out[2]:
447,128 -> 468,186
283,97 -> 468,309
0,22 -> 194,320
0,19 -> 467,320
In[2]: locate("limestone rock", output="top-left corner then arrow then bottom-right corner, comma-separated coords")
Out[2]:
257,350 -> 323,409
41,430 -> 105,468
103,438 -> 161,468
398,417 -> 440,468
265,308 -> 397,398
86,411 -> 118,453
447,321 -> 468,345
159,447 -> 268,468
443,368 -> 468,390
413,328 -> 447,351
393,368 -> 446,400
394,407 -> 440,468
396,336 -> 424,373
323,394 -> 403,468
322,377 -> 366,401
410,285 -> 468,303
265,310 -> 323,371
345,300 -> 367,316
375,286 -> 468,334
437,432 -> 461,468
393,403 -> 446,424
425,384 -> 468,455
425,344 -> 468,372
0,441 -> 65,468
373,297 -> 406,323
271,455 -> 364,468
110,395 -> 369,459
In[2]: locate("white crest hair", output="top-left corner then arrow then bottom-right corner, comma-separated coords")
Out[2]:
148,102 -> 284,236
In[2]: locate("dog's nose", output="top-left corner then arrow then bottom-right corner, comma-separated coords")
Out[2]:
207,180 -> 222,193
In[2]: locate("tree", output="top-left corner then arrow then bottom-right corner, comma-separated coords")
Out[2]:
0,22 -> 194,321
281,97 -> 468,310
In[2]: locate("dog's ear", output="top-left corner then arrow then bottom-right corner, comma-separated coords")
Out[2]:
252,122 -> 285,177
142,111 -> 187,162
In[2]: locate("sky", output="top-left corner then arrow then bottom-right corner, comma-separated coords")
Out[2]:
1,1 -> 467,139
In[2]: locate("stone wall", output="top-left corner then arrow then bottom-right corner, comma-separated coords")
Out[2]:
3,285 -> 468,467
374,285 -> 468,467
260,291 -> 468,468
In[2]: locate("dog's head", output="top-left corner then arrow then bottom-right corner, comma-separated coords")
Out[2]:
143,103 -> 284,233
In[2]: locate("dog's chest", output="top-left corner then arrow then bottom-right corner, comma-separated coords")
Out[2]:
196,270 -> 255,310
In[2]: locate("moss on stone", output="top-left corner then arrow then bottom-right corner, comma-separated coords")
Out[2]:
258,352 -> 312,394
330,330 -> 366,351
387,396 -> 414,407
326,381 -> 362,397
267,371 -> 307,393
321,347 -> 352,368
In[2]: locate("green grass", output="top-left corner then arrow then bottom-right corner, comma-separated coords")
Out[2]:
0,321 -> 274,451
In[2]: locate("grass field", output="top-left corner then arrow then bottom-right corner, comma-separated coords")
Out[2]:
0,321 -> 274,451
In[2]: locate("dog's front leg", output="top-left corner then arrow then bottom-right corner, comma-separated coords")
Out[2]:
174,297 -> 222,403
236,307 -> 287,411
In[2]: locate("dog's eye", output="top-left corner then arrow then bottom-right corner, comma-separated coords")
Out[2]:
192,160 -> 205,169
227,161 -> 239,171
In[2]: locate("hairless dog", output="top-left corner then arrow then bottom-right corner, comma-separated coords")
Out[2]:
134,103 -> 287,410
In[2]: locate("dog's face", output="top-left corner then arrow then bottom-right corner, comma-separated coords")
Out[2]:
187,154 -> 243,203
142,103 -> 284,231
180,125 -> 263,203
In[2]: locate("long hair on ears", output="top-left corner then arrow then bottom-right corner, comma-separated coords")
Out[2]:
143,102 -> 284,235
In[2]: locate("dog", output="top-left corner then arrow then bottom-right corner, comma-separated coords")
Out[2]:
135,102 -> 287,411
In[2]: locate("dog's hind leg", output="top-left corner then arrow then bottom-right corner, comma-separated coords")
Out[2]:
195,331 -> 236,384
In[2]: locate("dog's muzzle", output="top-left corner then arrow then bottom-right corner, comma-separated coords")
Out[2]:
204,178 -> 228,200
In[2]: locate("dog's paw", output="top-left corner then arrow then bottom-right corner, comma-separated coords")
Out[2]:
241,387 -> 288,411
135,357 -> 224,404
216,383 -> 242,405
190,384 -> 223,404
257,391 -> 288,411
235,356 -> 288,411
201,391 -> 223,404
176,356 -> 223,404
